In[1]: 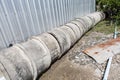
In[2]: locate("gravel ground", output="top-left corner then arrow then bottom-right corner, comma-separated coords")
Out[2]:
39,32 -> 120,80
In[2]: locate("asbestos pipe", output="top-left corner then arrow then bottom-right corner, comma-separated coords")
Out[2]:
0,12 -> 105,80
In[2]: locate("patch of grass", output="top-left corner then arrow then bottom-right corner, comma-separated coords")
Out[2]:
90,20 -> 120,34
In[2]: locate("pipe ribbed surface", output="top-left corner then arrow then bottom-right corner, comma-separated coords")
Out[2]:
65,23 -> 81,39
31,33 -> 60,61
0,12 -> 105,80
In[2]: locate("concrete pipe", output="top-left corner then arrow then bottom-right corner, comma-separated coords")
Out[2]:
58,26 -> 77,45
76,18 -> 89,32
0,46 -> 33,80
86,16 -> 96,26
65,23 -> 81,39
76,18 -> 93,31
30,33 -> 61,62
71,20 -> 86,34
77,16 -> 94,27
16,39 -> 51,79
0,12 -> 105,80
87,12 -> 105,25
49,28 -> 71,56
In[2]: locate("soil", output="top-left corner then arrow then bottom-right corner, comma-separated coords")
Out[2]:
39,32 -> 120,80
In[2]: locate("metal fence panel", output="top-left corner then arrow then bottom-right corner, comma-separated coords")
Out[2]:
0,0 -> 95,50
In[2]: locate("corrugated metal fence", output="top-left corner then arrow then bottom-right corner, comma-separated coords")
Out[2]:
0,0 -> 95,50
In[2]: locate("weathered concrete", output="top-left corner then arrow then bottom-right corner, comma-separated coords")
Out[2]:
58,26 -> 77,45
49,28 -> 71,56
71,20 -> 86,34
65,23 -> 81,40
75,19 -> 88,30
0,12 -> 105,80
16,39 -> 51,79
0,46 -> 33,80
31,33 -> 60,61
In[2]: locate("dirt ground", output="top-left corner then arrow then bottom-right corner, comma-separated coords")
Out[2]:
39,31 -> 120,80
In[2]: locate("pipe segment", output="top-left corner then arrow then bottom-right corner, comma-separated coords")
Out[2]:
31,33 -> 61,62
65,23 -> 81,39
16,39 -> 51,78
0,46 -> 33,80
0,12 -> 105,80
58,26 -> 77,45
71,20 -> 86,34
49,28 -> 71,56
